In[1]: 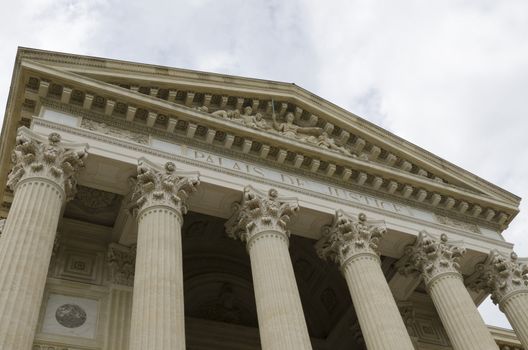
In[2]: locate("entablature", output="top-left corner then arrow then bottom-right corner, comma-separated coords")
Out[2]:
7,58 -> 517,233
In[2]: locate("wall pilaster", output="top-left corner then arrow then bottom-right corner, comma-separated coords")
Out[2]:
104,243 -> 136,350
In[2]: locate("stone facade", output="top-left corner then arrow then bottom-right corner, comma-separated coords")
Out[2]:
0,48 -> 525,350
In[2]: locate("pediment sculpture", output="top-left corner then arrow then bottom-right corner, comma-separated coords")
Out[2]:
198,107 -> 360,159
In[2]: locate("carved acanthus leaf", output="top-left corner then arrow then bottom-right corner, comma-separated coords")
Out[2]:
398,231 -> 466,285
130,159 -> 200,215
107,243 -> 136,286
468,250 -> 528,305
316,210 -> 386,265
7,128 -> 88,200
225,186 -> 299,243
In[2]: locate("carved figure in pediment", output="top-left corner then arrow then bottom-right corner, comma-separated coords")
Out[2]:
253,113 -> 271,130
238,106 -> 272,130
240,106 -> 256,126
211,109 -> 241,121
272,112 -> 322,140
207,106 -> 272,130
307,132 -> 352,156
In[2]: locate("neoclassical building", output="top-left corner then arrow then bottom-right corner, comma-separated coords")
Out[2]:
0,48 -> 526,350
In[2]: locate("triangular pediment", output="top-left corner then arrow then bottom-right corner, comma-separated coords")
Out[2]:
0,48 -> 520,230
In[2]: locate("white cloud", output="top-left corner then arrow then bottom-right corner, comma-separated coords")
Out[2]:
1,0 -> 527,330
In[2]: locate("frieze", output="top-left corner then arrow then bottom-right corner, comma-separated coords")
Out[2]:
80,118 -> 149,144
434,214 -> 480,234
153,139 -> 417,219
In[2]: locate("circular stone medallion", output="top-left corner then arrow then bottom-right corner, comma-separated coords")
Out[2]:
55,304 -> 87,328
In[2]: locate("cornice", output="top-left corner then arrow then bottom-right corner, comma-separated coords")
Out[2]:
17,60 -> 510,202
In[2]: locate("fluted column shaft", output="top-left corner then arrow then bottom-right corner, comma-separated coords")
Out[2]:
501,292 -> 528,347
130,206 -> 184,350
105,287 -> 133,350
128,159 -> 199,350
0,179 -> 64,349
0,129 -> 87,350
401,232 -> 498,350
248,231 -> 312,350
317,211 -> 414,350
428,272 -> 498,350
343,254 -> 415,350
226,186 -> 312,350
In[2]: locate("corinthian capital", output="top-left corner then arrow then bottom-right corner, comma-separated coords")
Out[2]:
225,186 -> 299,245
315,210 -> 386,266
398,231 -> 465,285
8,127 -> 88,200
468,250 -> 528,305
130,158 -> 200,216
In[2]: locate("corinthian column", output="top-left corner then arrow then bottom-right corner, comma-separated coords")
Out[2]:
399,232 -> 499,350
226,186 -> 312,350
316,211 -> 414,350
129,159 -> 199,350
470,250 -> 528,348
0,128 -> 87,350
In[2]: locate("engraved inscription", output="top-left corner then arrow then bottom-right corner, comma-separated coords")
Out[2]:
158,141 -> 417,218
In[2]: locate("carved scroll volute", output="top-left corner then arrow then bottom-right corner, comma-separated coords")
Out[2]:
398,231 -> 466,285
130,158 -> 200,218
225,186 -> 299,245
469,250 -> 528,305
316,210 -> 386,267
8,127 -> 88,200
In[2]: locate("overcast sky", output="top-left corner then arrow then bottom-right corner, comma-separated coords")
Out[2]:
1,0 -> 527,330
